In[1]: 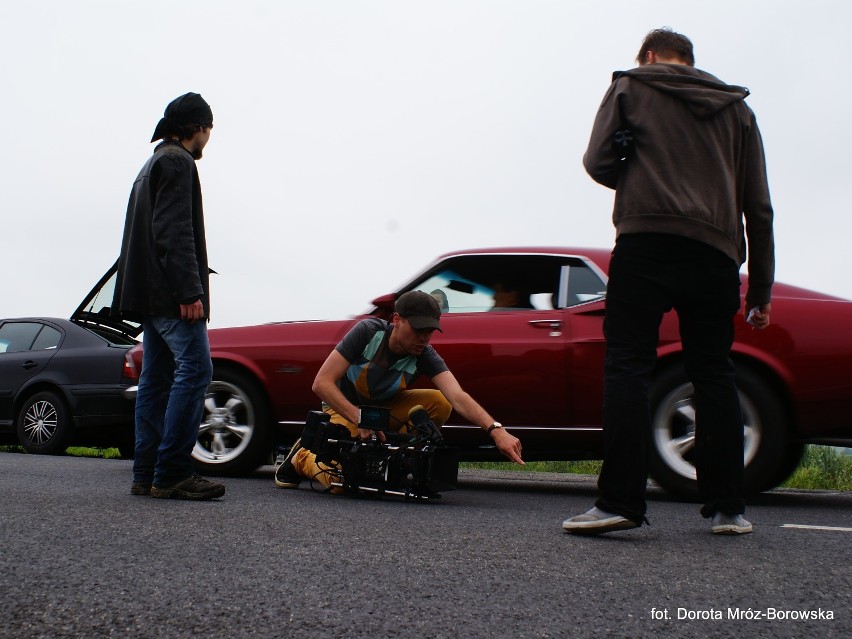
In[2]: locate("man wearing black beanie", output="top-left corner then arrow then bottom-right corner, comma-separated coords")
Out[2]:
112,92 -> 225,500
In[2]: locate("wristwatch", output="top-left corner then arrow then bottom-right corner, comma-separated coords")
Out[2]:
486,422 -> 503,434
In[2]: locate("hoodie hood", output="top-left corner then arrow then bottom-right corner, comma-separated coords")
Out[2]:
616,64 -> 749,119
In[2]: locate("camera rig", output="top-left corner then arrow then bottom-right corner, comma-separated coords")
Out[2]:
299,406 -> 458,501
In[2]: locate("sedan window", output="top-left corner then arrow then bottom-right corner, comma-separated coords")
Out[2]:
31,325 -> 62,350
0,322 -> 44,353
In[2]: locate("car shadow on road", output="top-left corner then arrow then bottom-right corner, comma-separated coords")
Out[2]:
252,464 -> 851,510
455,469 -> 852,509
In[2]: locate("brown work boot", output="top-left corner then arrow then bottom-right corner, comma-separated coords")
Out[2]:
151,475 -> 226,500
274,438 -> 303,489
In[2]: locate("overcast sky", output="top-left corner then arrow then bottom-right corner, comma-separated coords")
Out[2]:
3,1 -> 849,329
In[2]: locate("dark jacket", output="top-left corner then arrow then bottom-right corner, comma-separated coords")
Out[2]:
112,140 -> 210,321
583,63 -> 774,306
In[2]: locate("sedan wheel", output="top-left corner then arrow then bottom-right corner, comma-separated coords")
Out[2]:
17,390 -> 73,455
193,368 -> 270,476
648,365 -> 800,498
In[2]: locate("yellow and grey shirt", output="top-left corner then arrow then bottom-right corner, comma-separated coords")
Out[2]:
334,318 -> 448,406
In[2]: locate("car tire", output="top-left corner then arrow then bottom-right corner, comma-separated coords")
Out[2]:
648,364 -> 798,499
17,390 -> 74,455
192,366 -> 271,476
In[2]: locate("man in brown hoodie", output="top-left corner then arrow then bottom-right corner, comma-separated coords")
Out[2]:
563,28 -> 774,535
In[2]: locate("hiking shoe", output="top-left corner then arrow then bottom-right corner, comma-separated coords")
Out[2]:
274,438 -> 303,489
711,513 -> 753,535
150,474 -> 226,500
131,483 -> 151,496
562,507 -> 640,535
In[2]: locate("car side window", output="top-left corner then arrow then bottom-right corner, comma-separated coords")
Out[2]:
560,263 -> 607,308
411,273 -> 496,313
406,255 -> 573,314
31,325 -> 62,350
0,322 -> 45,354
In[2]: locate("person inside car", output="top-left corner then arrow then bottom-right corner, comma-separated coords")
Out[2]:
490,275 -> 534,311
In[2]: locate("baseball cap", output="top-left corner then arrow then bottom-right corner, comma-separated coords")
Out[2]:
395,291 -> 443,332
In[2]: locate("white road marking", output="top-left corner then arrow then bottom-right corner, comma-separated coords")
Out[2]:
781,524 -> 852,532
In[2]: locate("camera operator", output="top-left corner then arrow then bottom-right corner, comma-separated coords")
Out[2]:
275,290 -> 524,490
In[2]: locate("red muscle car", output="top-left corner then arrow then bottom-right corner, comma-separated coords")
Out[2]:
127,247 -> 852,496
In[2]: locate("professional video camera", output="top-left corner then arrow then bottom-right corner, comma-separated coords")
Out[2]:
299,405 -> 458,500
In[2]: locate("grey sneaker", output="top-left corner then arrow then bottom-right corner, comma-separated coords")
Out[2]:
711,513 -> 753,535
562,507 -> 640,535
274,438 -> 303,489
131,483 -> 151,496
151,475 -> 226,500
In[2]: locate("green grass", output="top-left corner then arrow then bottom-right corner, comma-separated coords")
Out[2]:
66,447 -> 122,459
781,445 -> 852,491
460,460 -> 603,475
0,445 -> 122,459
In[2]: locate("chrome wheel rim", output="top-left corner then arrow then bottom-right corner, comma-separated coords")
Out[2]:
652,382 -> 760,481
23,400 -> 58,445
193,380 -> 254,465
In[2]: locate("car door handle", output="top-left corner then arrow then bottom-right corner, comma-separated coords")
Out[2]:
528,319 -> 562,337
22,361 -> 38,370
528,320 -> 561,329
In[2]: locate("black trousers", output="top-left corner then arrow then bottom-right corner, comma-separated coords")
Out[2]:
596,233 -> 746,523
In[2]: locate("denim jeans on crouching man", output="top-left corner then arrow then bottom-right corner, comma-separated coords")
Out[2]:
595,233 -> 745,524
133,317 -> 213,487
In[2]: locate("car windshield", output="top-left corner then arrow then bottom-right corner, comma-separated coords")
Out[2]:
83,270 -> 117,318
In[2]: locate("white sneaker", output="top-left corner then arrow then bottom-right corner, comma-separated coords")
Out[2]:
711,513 -> 753,535
562,507 -> 640,535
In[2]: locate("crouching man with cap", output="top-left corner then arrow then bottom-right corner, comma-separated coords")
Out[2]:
275,291 -> 525,490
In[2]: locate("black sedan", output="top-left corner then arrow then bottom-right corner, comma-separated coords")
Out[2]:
0,267 -> 140,455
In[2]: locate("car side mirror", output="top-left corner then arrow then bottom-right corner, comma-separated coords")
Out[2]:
371,293 -> 396,314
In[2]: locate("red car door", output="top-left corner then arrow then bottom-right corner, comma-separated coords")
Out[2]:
430,307 -> 569,427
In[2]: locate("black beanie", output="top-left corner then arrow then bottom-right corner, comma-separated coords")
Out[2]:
150,92 -> 213,142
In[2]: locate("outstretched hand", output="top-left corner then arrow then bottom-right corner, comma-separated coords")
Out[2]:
492,427 -> 524,465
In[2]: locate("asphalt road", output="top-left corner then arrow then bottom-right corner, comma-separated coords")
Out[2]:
1,453 -> 850,639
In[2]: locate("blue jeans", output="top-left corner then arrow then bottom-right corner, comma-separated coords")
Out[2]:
133,317 -> 213,486
596,234 -> 745,523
